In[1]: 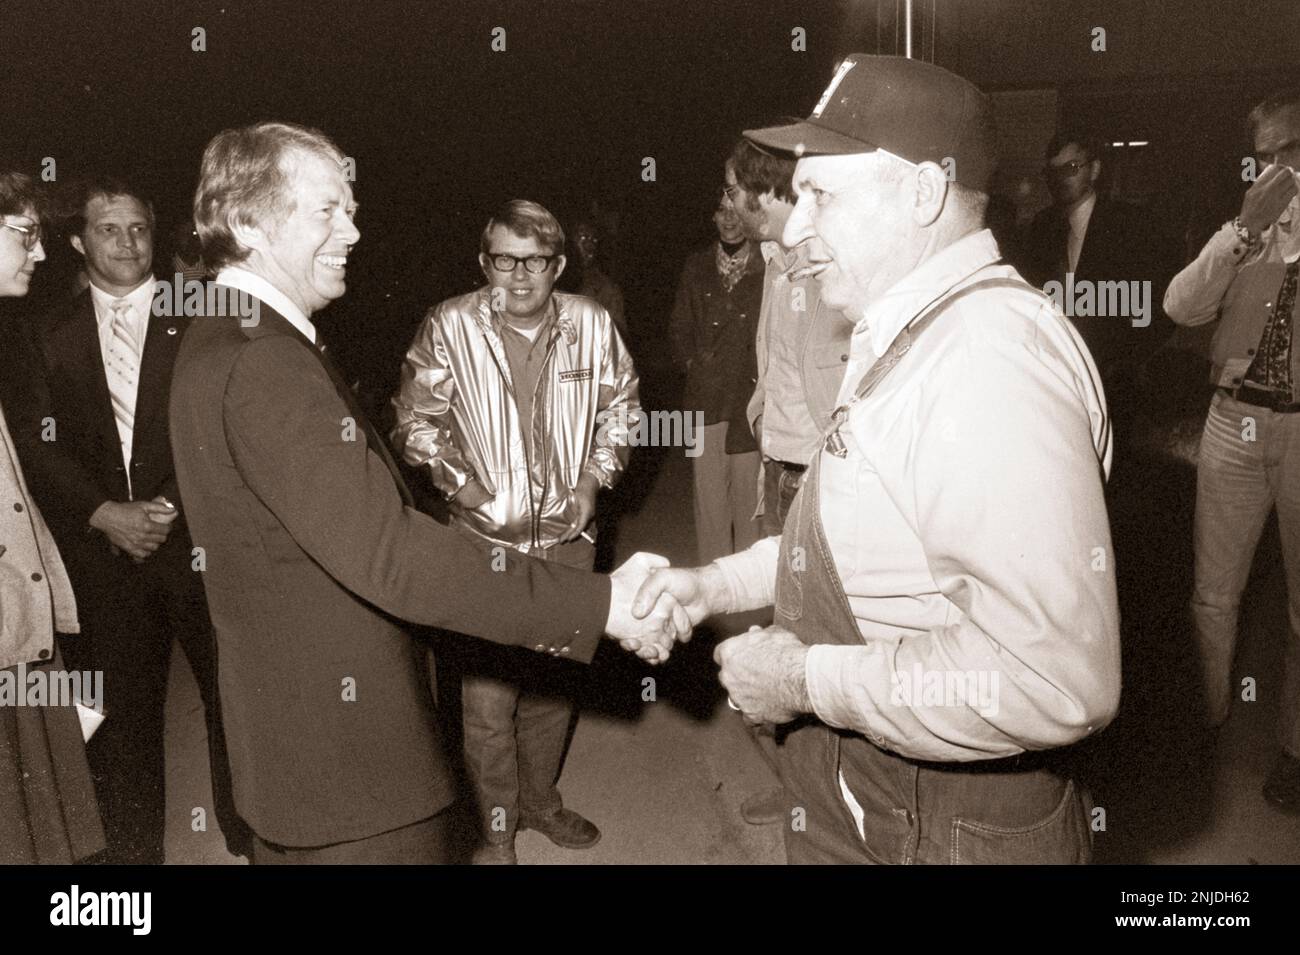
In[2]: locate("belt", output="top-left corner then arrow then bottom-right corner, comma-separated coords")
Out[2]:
1221,384 -> 1300,413
908,749 -> 1058,776
774,460 -> 808,474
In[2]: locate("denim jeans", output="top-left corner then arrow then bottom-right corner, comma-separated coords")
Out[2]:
775,721 -> 1092,864
461,537 -> 594,840
1192,391 -> 1300,757
761,458 -> 806,537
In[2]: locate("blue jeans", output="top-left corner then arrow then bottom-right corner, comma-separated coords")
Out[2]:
1192,391 -> 1300,757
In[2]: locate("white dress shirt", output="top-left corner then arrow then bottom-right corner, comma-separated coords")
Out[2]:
89,276 -> 156,470
1067,191 -> 1097,274
214,266 -> 318,344
713,229 -> 1121,763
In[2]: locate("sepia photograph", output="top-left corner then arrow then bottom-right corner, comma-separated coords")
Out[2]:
0,0 -> 1297,935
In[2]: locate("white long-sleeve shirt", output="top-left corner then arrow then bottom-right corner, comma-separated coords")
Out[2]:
713,229 -> 1121,762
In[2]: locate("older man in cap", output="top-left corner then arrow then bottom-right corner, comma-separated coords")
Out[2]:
634,55 -> 1121,863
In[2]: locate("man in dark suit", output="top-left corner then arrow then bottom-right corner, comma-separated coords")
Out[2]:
170,121 -> 681,864
1021,131 -> 1174,409
10,177 -> 246,863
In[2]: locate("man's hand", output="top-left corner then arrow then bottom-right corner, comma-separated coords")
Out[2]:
631,563 -> 728,630
89,499 -> 177,560
714,626 -> 811,726
453,479 -> 493,510
606,552 -> 692,663
559,472 -> 600,543
1240,163 -> 1299,237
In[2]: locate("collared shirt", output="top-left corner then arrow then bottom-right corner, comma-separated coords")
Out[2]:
497,302 -> 556,466
1066,192 -> 1097,274
758,241 -> 818,463
214,266 -> 318,345
715,229 -> 1120,762
1243,260 -> 1299,396
89,276 -> 155,469
89,276 -> 154,364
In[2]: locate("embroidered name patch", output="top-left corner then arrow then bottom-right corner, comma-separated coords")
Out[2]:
559,369 -> 593,383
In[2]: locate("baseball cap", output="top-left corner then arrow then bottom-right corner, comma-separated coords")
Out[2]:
745,54 -> 996,192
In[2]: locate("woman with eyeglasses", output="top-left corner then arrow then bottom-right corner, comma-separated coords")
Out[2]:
0,170 -> 106,863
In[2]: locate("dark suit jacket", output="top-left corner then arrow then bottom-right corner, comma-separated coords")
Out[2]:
169,295 -> 612,847
1020,197 -> 1174,377
668,242 -> 764,445
10,288 -> 195,580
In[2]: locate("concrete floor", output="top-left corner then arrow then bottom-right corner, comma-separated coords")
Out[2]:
162,435 -> 1300,865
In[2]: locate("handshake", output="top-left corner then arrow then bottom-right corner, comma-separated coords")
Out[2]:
602,552 -> 721,663
600,552 -> 813,725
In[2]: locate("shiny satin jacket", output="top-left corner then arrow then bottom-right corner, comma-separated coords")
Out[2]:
392,288 -> 640,551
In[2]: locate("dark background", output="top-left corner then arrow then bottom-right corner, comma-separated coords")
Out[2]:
4,1 -> 1300,861
2,0 -> 1298,403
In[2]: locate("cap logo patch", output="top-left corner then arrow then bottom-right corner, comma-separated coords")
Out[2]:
812,58 -> 856,118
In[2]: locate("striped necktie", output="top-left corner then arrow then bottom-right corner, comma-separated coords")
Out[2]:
105,298 -> 140,463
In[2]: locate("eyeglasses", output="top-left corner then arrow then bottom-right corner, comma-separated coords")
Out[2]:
1044,160 -> 1088,177
486,253 -> 560,274
2,221 -> 42,251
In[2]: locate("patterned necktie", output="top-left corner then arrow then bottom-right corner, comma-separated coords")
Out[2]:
105,298 -> 140,452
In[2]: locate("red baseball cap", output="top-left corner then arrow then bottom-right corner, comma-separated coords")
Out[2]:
745,54 -> 996,193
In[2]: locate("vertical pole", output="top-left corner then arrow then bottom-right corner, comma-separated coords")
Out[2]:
904,0 -> 914,58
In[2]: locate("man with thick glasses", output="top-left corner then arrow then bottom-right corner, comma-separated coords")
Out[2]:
392,199 -> 641,863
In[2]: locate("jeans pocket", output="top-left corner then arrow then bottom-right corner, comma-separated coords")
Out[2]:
773,521 -> 804,623
949,778 -> 1089,864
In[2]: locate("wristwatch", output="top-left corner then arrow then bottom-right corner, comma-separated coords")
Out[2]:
1232,216 -> 1262,250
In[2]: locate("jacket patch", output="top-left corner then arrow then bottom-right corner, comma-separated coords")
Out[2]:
559,369 -> 593,383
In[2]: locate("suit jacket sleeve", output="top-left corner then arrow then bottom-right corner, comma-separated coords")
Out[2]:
7,319 -> 111,532
223,334 -> 611,661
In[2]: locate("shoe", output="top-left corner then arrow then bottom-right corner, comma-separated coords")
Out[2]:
519,808 -> 601,850
1263,753 -> 1300,815
471,837 -> 518,865
740,787 -> 786,825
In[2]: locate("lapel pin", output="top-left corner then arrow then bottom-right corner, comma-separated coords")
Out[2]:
167,326 -> 178,335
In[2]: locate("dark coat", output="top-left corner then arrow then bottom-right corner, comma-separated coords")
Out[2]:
168,295 -> 611,847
